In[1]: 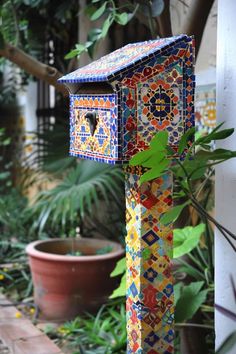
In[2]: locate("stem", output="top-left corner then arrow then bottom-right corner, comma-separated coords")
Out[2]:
194,169 -> 214,199
205,219 -> 214,279
187,252 -> 205,271
190,196 -> 236,252
175,322 -> 214,330
190,194 -> 236,242
176,258 -> 205,279
196,245 -> 208,268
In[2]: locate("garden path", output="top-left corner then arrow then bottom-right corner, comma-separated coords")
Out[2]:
0,295 -> 63,354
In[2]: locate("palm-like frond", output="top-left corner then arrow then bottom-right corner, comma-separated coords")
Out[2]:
31,160 -> 124,232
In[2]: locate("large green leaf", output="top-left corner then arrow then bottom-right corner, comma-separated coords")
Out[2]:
150,131 -> 168,151
90,2 -> 107,21
111,257 -> 125,277
160,201 -> 190,225
196,127 -> 234,145
101,14 -> 113,38
142,151 -> 166,168
115,12 -> 129,25
140,158 -> 169,184
129,149 -> 152,166
173,224 -> 205,258
178,127 -> 195,154
174,282 -> 183,306
175,281 -> 208,322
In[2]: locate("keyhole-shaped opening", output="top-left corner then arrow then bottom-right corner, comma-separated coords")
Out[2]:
85,111 -> 98,136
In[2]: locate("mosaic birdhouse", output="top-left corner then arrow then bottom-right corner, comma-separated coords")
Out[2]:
58,34 -> 195,164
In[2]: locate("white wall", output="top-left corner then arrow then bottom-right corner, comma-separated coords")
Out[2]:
215,0 -> 236,351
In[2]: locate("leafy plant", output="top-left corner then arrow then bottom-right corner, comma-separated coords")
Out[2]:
65,0 -> 167,61
173,223 -> 205,259
0,240 -> 32,301
57,300 -> 126,354
110,223 -> 207,299
31,160 -> 124,236
130,125 -> 236,250
174,281 -> 208,323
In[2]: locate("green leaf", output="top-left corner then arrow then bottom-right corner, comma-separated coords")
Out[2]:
141,151 -> 166,168
150,131 -> 168,151
140,158 -> 169,184
190,166 -> 207,180
64,49 -> 80,59
90,2 -> 107,21
178,127 -> 195,154
175,281 -> 208,322
196,128 -> 234,145
160,201 -> 190,225
88,28 -> 102,41
109,274 -> 126,298
110,257 -> 125,277
216,331 -> 236,354
174,282 -> 183,306
115,12 -> 129,25
101,15 -> 113,38
129,149 -> 152,166
173,224 -> 205,258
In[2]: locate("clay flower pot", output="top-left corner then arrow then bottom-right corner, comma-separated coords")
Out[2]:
26,238 -> 124,320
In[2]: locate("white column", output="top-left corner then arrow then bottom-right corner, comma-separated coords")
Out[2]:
215,0 -> 236,351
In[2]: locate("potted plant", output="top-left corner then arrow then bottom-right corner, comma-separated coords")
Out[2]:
26,159 -> 125,320
26,237 -> 124,320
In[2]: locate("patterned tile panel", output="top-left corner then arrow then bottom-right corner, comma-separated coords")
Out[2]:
195,84 -> 216,133
69,94 -> 119,162
58,35 -> 188,83
125,166 -> 174,354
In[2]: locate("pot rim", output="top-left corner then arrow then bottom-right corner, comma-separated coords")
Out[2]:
26,238 -> 125,262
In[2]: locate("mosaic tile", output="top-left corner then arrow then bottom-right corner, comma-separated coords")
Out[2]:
125,168 -> 174,353
59,35 -> 195,353
195,84 -> 216,133
59,35 -> 195,164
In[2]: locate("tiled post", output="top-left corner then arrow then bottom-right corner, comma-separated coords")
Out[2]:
125,167 -> 174,354
58,34 -> 195,354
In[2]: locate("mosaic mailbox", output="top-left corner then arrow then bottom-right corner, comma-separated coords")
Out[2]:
59,34 -> 195,354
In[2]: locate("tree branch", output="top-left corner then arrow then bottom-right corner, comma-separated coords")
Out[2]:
0,42 -> 68,96
181,0 -> 215,57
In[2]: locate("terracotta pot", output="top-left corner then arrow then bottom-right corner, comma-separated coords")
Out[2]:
26,238 -> 124,320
